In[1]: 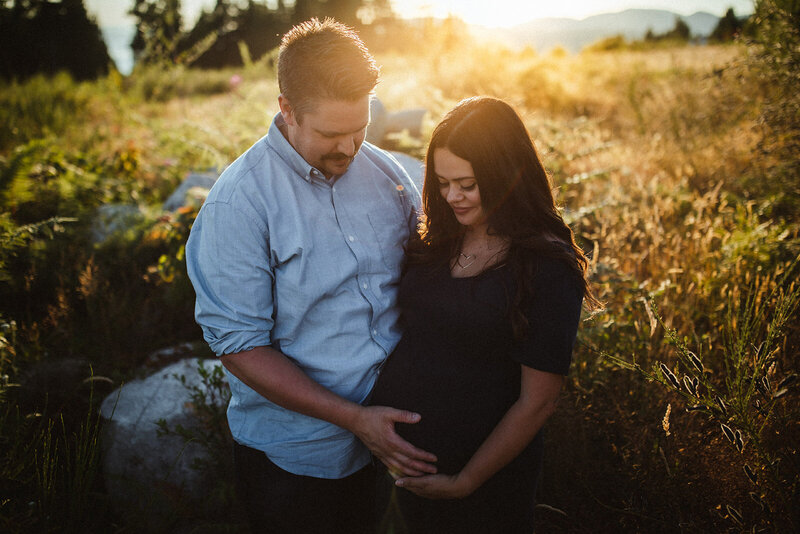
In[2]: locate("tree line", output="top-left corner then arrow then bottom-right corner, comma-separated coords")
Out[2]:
0,1 -> 773,82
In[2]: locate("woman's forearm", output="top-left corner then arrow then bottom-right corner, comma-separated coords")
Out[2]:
457,368 -> 563,494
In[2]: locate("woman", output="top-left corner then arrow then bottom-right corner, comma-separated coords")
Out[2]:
369,96 -> 598,533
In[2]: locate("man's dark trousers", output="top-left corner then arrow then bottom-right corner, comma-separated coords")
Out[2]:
233,441 -> 376,533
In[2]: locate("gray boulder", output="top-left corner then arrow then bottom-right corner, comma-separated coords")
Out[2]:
99,358 -> 228,513
90,204 -> 145,243
367,97 -> 427,145
162,172 -> 218,212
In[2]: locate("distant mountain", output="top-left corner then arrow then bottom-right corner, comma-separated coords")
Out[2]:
473,9 -> 722,53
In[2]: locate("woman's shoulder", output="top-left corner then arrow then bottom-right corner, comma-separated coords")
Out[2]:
530,240 -> 583,289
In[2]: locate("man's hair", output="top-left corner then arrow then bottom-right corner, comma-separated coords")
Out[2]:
278,18 -> 379,121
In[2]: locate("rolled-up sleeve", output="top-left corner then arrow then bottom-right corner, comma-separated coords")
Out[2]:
186,200 -> 274,356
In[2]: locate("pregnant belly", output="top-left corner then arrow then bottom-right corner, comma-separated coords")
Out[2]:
370,340 -> 518,474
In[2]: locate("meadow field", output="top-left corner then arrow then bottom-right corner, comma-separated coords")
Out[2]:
1,27 -> 798,533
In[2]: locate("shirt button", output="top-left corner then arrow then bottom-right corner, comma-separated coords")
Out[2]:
348,235 -> 355,242
362,282 -> 368,289
372,329 -> 378,336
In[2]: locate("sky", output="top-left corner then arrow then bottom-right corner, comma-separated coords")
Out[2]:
87,0 -> 755,29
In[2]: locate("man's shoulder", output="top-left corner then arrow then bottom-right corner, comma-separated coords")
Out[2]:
207,136 -> 277,202
357,142 -> 421,190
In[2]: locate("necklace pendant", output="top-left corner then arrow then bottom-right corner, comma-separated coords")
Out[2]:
457,252 -> 476,269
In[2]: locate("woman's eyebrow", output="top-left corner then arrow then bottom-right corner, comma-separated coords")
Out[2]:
436,175 -> 476,181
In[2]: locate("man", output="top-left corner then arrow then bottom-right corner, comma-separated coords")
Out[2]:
185,18 -> 436,533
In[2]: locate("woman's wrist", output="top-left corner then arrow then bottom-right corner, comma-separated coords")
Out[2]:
454,470 -> 480,498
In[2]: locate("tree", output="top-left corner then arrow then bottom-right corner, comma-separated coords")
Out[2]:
130,0 -> 185,65
0,0 -> 112,80
664,17 -> 691,40
710,8 -> 743,41
189,0 -> 291,69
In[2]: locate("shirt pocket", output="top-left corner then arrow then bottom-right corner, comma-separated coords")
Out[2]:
367,210 -> 407,272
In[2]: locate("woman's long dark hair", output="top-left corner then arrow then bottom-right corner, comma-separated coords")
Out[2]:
409,96 -> 600,338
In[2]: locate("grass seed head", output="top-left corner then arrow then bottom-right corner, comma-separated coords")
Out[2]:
743,464 -> 758,485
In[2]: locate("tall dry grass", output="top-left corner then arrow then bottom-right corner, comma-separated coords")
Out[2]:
1,29 -> 797,531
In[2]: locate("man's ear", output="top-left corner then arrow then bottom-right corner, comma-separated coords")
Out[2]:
278,94 -> 296,126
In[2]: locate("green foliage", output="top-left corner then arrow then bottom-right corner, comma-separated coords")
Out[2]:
122,64 -> 239,101
1,368 -> 107,533
130,0 -> 185,65
745,0 -> 800,220
0,73 -> 89,152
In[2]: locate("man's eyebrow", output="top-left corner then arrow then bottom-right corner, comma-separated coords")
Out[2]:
316,122 -> 369,136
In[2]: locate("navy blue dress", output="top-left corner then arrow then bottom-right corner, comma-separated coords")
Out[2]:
369,256 -> 583,534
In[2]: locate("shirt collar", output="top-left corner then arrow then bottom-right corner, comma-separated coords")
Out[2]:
265,112 -> 334,184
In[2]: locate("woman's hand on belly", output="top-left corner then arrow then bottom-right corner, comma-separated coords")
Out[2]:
394,471 -> 476,500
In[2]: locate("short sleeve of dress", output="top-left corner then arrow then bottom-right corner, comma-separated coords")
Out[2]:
509,257 -> 584,375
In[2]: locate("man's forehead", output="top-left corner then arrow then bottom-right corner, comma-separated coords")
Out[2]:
305,97 -> 371,133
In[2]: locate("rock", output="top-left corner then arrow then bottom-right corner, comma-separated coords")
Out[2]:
367,97 -> 388,144
90,204 -> 145,243
162,172 -> 218,212
367,97 -> 427,146
385,108 -> 427,139
99,358 -> 228,516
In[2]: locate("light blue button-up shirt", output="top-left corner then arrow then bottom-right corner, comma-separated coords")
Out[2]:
185,113 -> 419,478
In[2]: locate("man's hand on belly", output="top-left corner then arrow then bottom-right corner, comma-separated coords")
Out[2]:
348,405 -> 438,478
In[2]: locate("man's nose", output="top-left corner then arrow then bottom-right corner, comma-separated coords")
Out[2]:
337,135 -> 356,157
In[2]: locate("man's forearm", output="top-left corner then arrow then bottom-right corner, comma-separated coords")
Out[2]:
220,345 -> 363,431
220,345 -> 438,475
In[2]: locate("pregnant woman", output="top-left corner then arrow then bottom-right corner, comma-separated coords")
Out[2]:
369,96 -> 598,534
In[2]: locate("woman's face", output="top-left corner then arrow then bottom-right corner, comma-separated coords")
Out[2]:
433,147 -> 486,228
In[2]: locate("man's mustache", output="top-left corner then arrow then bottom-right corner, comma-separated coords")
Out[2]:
322,153 -> 351,161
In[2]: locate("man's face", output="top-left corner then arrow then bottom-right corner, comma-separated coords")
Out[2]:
279,95 -> 370,179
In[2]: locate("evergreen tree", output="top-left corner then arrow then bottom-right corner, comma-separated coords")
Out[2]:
665,18 -> 691,40
0,0 -> 112,80
130,0 -> 185,64
710,8 -> 744,41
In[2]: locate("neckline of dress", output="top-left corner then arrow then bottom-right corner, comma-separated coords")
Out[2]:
448,261 -> 509,280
